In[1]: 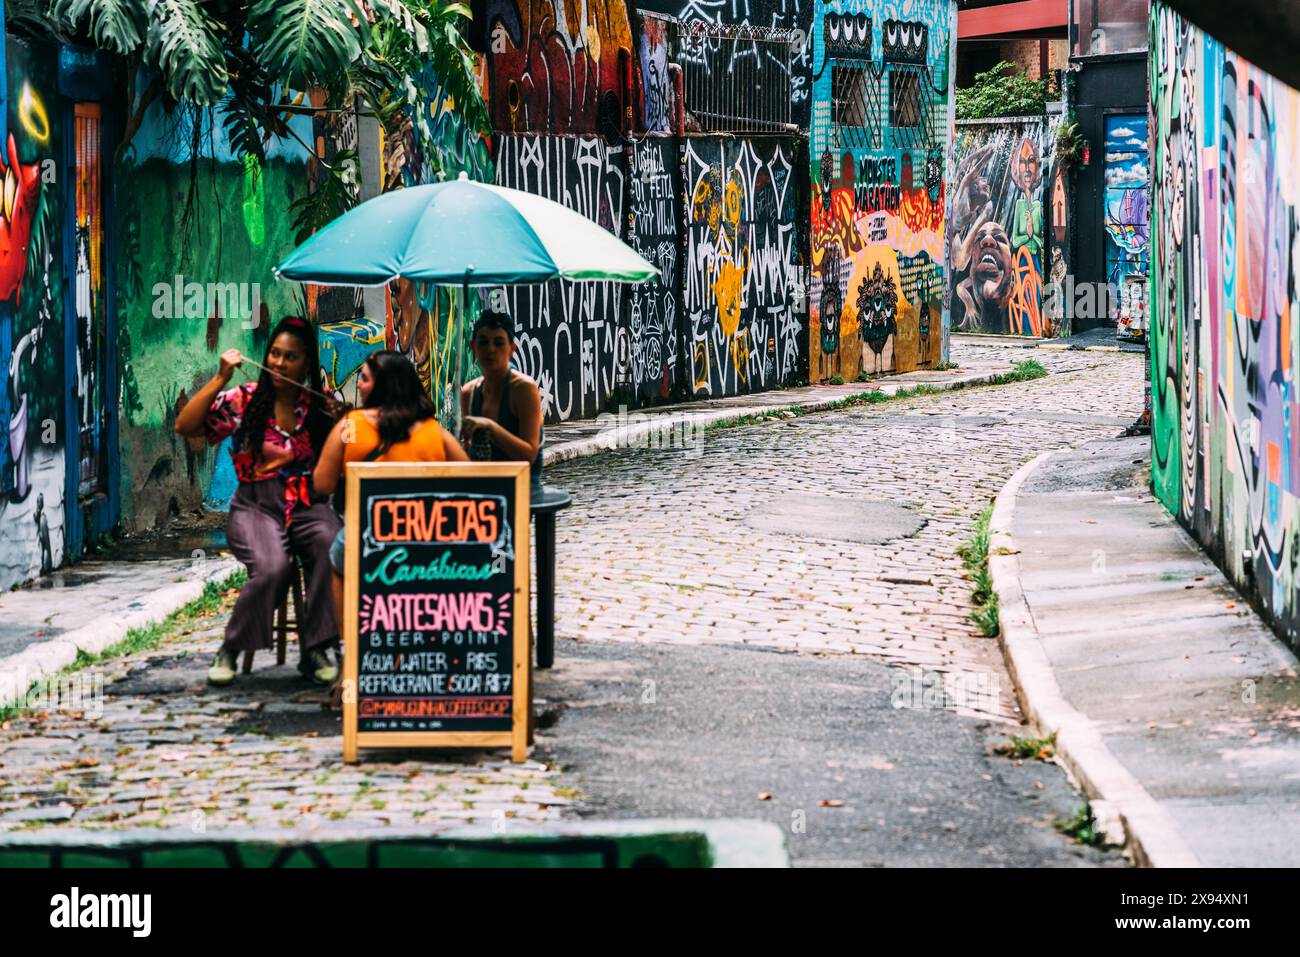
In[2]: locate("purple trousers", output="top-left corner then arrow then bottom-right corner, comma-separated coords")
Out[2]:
223,479 -> 340,655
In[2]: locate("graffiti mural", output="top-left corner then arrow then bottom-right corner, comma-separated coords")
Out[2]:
1103,112 -> 1150,317
0,38 -> 65,589
639,15 -> 675,134
1150,3 -> 1300,654
114,102 -> 314,531
809,0 -> 955,380
495,135 -> 627,421
485,0 -> 634,135
682,138 -> 803,398
948,117 -> 1057,337
627,139 -> 681,402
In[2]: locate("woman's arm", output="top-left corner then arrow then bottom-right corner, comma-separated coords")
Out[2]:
175,349 -> 242,438
312,417 -> 348,495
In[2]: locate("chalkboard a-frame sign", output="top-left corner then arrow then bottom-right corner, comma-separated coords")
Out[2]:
342,462 -> 531,763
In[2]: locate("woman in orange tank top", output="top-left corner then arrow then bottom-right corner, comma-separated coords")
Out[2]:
313,351 -> 468,626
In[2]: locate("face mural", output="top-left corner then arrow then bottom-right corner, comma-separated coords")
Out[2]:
1150,3 -> 1300,654
948,119 -> 1058,336
809,0 -> 954,381
0,39 -> 63,589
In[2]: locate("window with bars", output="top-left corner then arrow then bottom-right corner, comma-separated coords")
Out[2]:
889,68 -> 922,128
832,65 -> 869,128
828,60 -> 882,149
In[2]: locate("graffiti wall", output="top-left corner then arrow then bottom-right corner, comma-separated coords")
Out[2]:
1150,3 -> 1300,654
484,0 -> 634,135
627,138 -> 681,402
114,105 -> 313,529
809,0 -> 955,381
0,38 -> 66,589
683,137 -> 804,398
495,135 -> 628,421
948,117 -> 1058,337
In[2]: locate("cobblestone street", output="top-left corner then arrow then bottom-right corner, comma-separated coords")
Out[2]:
0,343 -> 1144,860
551,344 -> 1144,718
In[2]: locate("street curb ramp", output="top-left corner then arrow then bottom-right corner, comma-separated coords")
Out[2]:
987,451 -> 1201,869
0,558 -> 241,712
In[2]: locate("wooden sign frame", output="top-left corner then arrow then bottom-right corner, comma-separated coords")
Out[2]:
342,461 -> 531,763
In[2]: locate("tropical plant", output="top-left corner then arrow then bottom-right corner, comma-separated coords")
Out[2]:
17,0 -> 488,237
955,61 -> 1049,120
1055,114 -> 1084,168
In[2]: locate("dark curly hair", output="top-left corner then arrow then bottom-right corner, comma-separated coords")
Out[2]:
233,316 -> 333,463
362,350 -> 438,458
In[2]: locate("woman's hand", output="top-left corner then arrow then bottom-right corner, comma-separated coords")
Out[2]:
218,349 -> 243,383
460,415 -> 496,440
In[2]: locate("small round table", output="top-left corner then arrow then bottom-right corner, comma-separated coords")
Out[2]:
532,486 -> 572,669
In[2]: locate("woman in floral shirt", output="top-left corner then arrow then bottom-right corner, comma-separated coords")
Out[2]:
175,316 -> 341,687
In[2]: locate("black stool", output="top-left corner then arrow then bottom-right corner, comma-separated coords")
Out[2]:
532,486 -> 572,669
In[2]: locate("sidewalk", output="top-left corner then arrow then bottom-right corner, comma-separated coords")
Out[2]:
0,344 -> 1031,707
991,435 -> 1300,867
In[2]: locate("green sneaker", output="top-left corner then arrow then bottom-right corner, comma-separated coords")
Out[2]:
208,647 -> 238,686
300,647 -> 339,685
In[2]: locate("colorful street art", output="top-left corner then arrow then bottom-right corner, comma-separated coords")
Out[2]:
638,15 -> 675,134
484,0 -> 634,135
682,138 -> 803,398
948,117 -> 1058,337
1102,112 -> 1150,317
1150,3 -> 1300,654
0,38 -> 65,589
809,0 -> 955,380
114,103 -> 314,531
495,134 -> 628,421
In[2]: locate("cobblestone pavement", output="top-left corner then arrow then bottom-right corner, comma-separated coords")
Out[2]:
0,342 -> 1142,843
549,343 -> 1145,722
0,607 -> 569,833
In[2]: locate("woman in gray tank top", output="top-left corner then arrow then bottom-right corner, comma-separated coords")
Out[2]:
459,309 -> 544,493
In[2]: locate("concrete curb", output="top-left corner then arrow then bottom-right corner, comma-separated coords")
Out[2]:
544,369 -> 1007,466
0,557 -> 241,711
987,451 -> 1202,868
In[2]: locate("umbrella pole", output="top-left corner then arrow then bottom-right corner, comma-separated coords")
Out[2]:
452,277 -> 469,437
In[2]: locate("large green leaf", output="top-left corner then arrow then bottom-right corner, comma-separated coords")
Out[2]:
49,0 -> 147,54
248,0 -> 366,91
145,0 -> 228,106
365,0 -> 430,53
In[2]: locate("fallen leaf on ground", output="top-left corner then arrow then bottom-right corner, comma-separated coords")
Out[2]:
818,799 -> 844,807
757,792 -> 773,801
